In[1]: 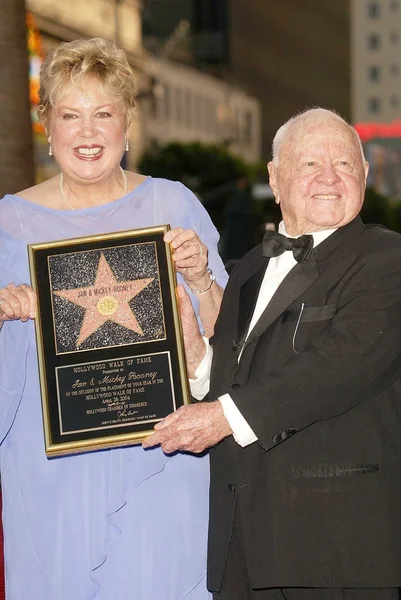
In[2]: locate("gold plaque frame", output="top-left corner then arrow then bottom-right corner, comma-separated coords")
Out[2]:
28,225 -> 190,457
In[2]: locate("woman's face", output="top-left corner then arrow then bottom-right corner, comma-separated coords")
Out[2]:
48,79 -> 127,185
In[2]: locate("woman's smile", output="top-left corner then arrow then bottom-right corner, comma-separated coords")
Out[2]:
73,144 -> 104,160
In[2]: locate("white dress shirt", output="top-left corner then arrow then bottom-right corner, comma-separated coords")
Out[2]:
190,222 -> 336,446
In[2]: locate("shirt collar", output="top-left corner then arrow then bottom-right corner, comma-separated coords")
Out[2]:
278,221 -> 336,249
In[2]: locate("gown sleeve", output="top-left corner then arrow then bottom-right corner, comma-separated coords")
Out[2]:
0,229 -> 32,444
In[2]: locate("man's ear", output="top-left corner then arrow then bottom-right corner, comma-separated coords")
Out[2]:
364,160 -> 369,183
267,161 -> 280,205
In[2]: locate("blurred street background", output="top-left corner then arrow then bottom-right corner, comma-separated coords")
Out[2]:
0,0 -> 400,266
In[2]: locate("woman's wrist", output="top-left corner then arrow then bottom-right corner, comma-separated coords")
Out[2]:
187,268 -> 215,294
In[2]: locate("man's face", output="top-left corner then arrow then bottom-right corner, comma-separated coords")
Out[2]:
267,118 -> 369,236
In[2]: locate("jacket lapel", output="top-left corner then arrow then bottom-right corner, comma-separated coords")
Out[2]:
244,256 -> 319,348
241,217 -> 365,350
237,261 -> 267,342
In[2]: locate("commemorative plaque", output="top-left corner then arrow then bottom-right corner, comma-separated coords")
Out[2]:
28,225 -> 190,457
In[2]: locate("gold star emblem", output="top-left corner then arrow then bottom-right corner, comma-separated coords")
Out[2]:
54,253 -> 154,346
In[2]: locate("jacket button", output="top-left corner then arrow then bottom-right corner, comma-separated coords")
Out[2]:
272,434 -> 281,444
232,339 -> 238,351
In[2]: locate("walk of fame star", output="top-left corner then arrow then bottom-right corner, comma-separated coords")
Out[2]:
54,253 -> 154,347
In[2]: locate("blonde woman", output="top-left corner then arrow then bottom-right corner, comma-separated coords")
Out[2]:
0,38 -> 227,599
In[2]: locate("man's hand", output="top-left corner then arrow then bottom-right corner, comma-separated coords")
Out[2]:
142,401 -> 233,454
177,284 -> 206,377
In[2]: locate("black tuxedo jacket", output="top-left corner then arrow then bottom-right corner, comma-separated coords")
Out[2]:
207,217 -> 401,591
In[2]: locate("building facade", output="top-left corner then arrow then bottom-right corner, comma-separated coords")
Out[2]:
351,0 -> 401,123
144,55 -> 261,163
27,0 -> 261,180
228,0 -> 351,158
143,0 -> 351,159
351,0 -> 401,199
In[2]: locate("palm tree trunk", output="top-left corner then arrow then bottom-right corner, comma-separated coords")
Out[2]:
0,0 -> 35,197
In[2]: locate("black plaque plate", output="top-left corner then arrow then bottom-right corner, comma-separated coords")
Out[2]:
28,225 -> 190,456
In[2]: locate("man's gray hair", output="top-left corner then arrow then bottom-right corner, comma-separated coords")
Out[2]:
271,108 -> 366,165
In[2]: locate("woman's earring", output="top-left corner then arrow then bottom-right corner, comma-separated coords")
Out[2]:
125,139 -> 129,152
48,145 -> 53,157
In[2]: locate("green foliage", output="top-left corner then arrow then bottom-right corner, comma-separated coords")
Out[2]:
138,141 -> 264,195
138,141 -> 266,239
361,187 -> 399,232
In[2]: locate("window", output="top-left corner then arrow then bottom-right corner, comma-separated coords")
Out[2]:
367,33 -> 381,49
202,97 -> 209,130
368,65 -> 381,81
202,97 -> 211,132
194,95 -> 202,130
163,84 -> 171,121
390,64 -> 399,76
367,2 -> 380,18
208,99 -> 217,133
390,31 -> 399,44
234,107 -> 240,142
390,0 -> 399,12
390,95 -> 399,108
368,97 -> 381,113
184,90 -> 192,127
175,88 -> 182,124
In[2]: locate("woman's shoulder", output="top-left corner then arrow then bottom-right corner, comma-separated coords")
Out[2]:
15,177 -> 59,205
144,177 -> 205,222
144,176 -> 197,200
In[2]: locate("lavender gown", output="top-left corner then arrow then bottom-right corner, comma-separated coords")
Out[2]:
0,177 -> 228,600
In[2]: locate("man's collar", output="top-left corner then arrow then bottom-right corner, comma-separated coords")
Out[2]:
278,221 -> 337,248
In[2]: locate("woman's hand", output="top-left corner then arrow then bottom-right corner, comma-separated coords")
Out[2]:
164,227 -> 223,338
0,283 -> 37,323
164,227 -> 209,288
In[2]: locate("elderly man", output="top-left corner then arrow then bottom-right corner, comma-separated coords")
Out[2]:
144,108 -> 401,600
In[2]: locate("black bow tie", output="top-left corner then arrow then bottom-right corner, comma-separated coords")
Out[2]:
262,230 -> 314,263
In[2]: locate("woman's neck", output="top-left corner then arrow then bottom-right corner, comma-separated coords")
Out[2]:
16,170 -> 148,210
59,167 -> 127,210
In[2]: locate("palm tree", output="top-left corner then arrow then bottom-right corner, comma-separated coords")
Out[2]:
0,0 -> 35,197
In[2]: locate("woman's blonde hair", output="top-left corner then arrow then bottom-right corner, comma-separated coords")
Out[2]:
38,37 -> 136,129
